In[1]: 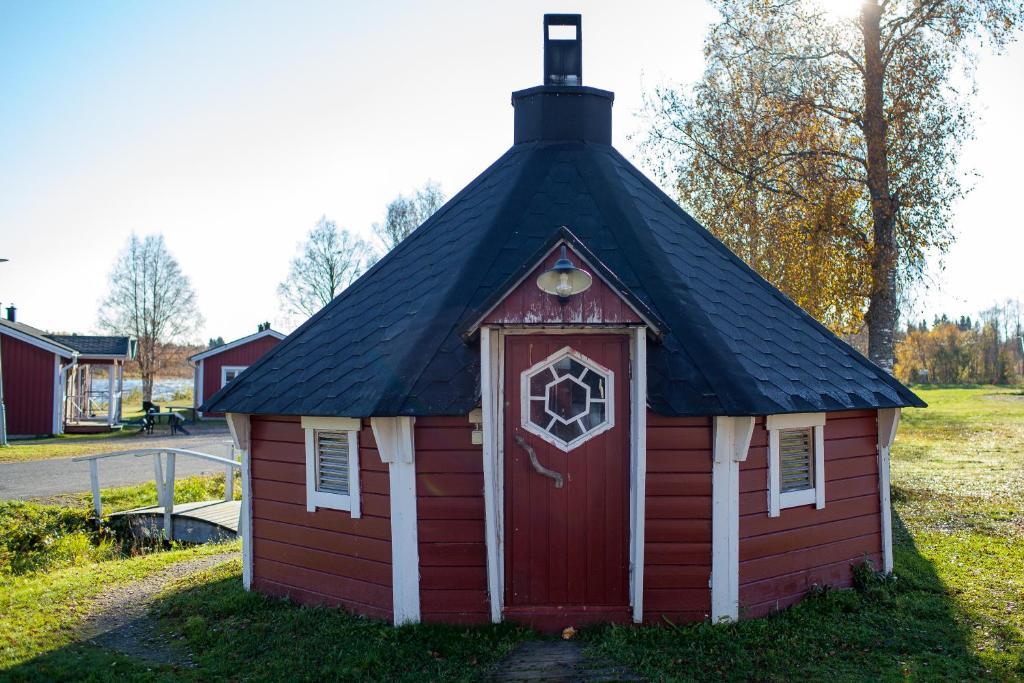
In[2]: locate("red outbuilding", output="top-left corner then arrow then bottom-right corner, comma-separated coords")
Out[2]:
189,328 -> 284,419
0,307 -> 136,437
203,16 -> 923,631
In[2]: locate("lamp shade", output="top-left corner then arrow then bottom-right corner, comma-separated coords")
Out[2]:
536,246 -> 593,299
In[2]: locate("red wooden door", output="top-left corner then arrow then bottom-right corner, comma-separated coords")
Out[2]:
503,334 -> 630,625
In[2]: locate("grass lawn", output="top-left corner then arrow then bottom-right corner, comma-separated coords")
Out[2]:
1,386 -> 1021,680
0,398 -> 225,464
586,385 -> 1024,679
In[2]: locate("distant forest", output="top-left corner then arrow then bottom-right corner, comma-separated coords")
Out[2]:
896,300 -> 1024,385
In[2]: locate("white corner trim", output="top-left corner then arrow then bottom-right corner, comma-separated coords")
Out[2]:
480,326 -> 504,623
877,407 -> 901,573
767,413 -> 826,518
371,416 -> 421,625
878,408 -> 901,451
629,327 -> 648,623
303,422 -> 361,517
371,417 -> 416,464
195,360 -> 204,417
226,412 -> 251,450
52,355 -> 63,435
226,413 -> 253,590
711,416 -> 754,623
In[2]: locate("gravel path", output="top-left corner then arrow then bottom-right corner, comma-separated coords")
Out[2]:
0,429 -> 235,501
490,640 -> 642,681
78,551 -> 239,667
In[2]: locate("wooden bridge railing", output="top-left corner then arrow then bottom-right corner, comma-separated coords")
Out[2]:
72,447 -> 241,541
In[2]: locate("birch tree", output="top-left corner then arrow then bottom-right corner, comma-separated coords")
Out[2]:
372,181 -> 446,251
278,216 -> 375,320
641,0 -> 1022,370
99,234 -> 203,402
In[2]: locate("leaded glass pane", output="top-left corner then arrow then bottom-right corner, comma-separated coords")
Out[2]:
522,347 -> 614,450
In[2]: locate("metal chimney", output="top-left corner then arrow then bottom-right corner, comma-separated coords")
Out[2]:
5,305 -> 14,323
544,14 -> 582,86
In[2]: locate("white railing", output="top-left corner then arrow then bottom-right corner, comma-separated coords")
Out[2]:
72,448 -> 241,541
66,390 -> 121,422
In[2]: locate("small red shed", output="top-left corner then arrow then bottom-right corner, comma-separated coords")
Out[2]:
189,328 -> 284,419
0,309 -> 136,437
203,16 -> 923,631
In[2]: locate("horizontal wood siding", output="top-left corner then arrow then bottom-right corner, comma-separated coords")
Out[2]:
1,335 -> 55,436
416,416 -> 490,624
250,415 -> 392,620
200,336 -> 281,417
482,246 -> 642,326
644,413 -> 713,623
739,410 -> 881,617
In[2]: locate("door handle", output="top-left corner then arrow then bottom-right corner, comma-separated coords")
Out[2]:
514,434 -> 563,489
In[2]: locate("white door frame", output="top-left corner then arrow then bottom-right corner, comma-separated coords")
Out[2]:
479,325 -> 648,623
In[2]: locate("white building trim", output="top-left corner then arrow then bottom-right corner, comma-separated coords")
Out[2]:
226,413 -> 252,590
194,359 -> 204,418
371,416 -> 421,626
302,416 -> 361,516
629,326 -> 648,622
51,355 -> 64,435
0,323 -> 75,358
877,408 -> 901,573
188,329 -> 285,362
710,415 -> 755,622
220,365 -> 247,388
479,325 -> 646,623
766,413 -> 826,517
480,326 -> 504,623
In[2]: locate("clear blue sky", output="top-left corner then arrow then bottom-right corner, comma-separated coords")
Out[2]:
1,1 -> 1020,342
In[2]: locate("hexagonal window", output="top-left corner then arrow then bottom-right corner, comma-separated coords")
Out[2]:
521,346 -> 614,451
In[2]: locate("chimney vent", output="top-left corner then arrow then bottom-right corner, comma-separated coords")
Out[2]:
544,14 -> 582,86
6,305 -> 15,323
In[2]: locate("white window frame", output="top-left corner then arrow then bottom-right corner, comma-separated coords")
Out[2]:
302,416 -> 361,516
766,413 -> 826,517
221,365 -> 248,388
519,345 -> 615,452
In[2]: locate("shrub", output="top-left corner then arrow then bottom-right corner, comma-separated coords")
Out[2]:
0,501 -> 111,574
851,558 -> 898,602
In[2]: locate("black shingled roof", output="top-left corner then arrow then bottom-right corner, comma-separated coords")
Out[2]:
47,335 -> 133,357
204,136 -> 923,418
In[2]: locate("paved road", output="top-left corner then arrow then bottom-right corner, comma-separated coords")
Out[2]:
0,430 -> 237,501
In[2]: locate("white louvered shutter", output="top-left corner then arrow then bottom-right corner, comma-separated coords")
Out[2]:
315,431 -> 351,495
778,428 -> 813,492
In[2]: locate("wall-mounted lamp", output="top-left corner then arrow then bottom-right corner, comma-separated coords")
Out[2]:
536,244 -> 592,302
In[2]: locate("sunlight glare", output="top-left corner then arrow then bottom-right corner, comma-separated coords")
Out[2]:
815,0 -> 864,20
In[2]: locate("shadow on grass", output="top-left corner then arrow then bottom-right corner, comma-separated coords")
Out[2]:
583,510 -> 983,681
4,513 -> 984,682
4,565 -> 528,682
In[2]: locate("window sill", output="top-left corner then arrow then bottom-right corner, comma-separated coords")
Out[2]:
307,490 -> 357,516
779,487 -> 817,510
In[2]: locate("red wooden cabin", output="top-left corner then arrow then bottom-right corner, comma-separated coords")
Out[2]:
0,307 -> 135,437
204,16 -> 922,631
189,328 -> 284,419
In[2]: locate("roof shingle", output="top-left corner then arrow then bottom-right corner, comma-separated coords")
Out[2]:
204,141 -> 923,418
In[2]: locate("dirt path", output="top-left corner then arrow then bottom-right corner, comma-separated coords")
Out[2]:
78,551 -> 239,667
490,640 -> 642,682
